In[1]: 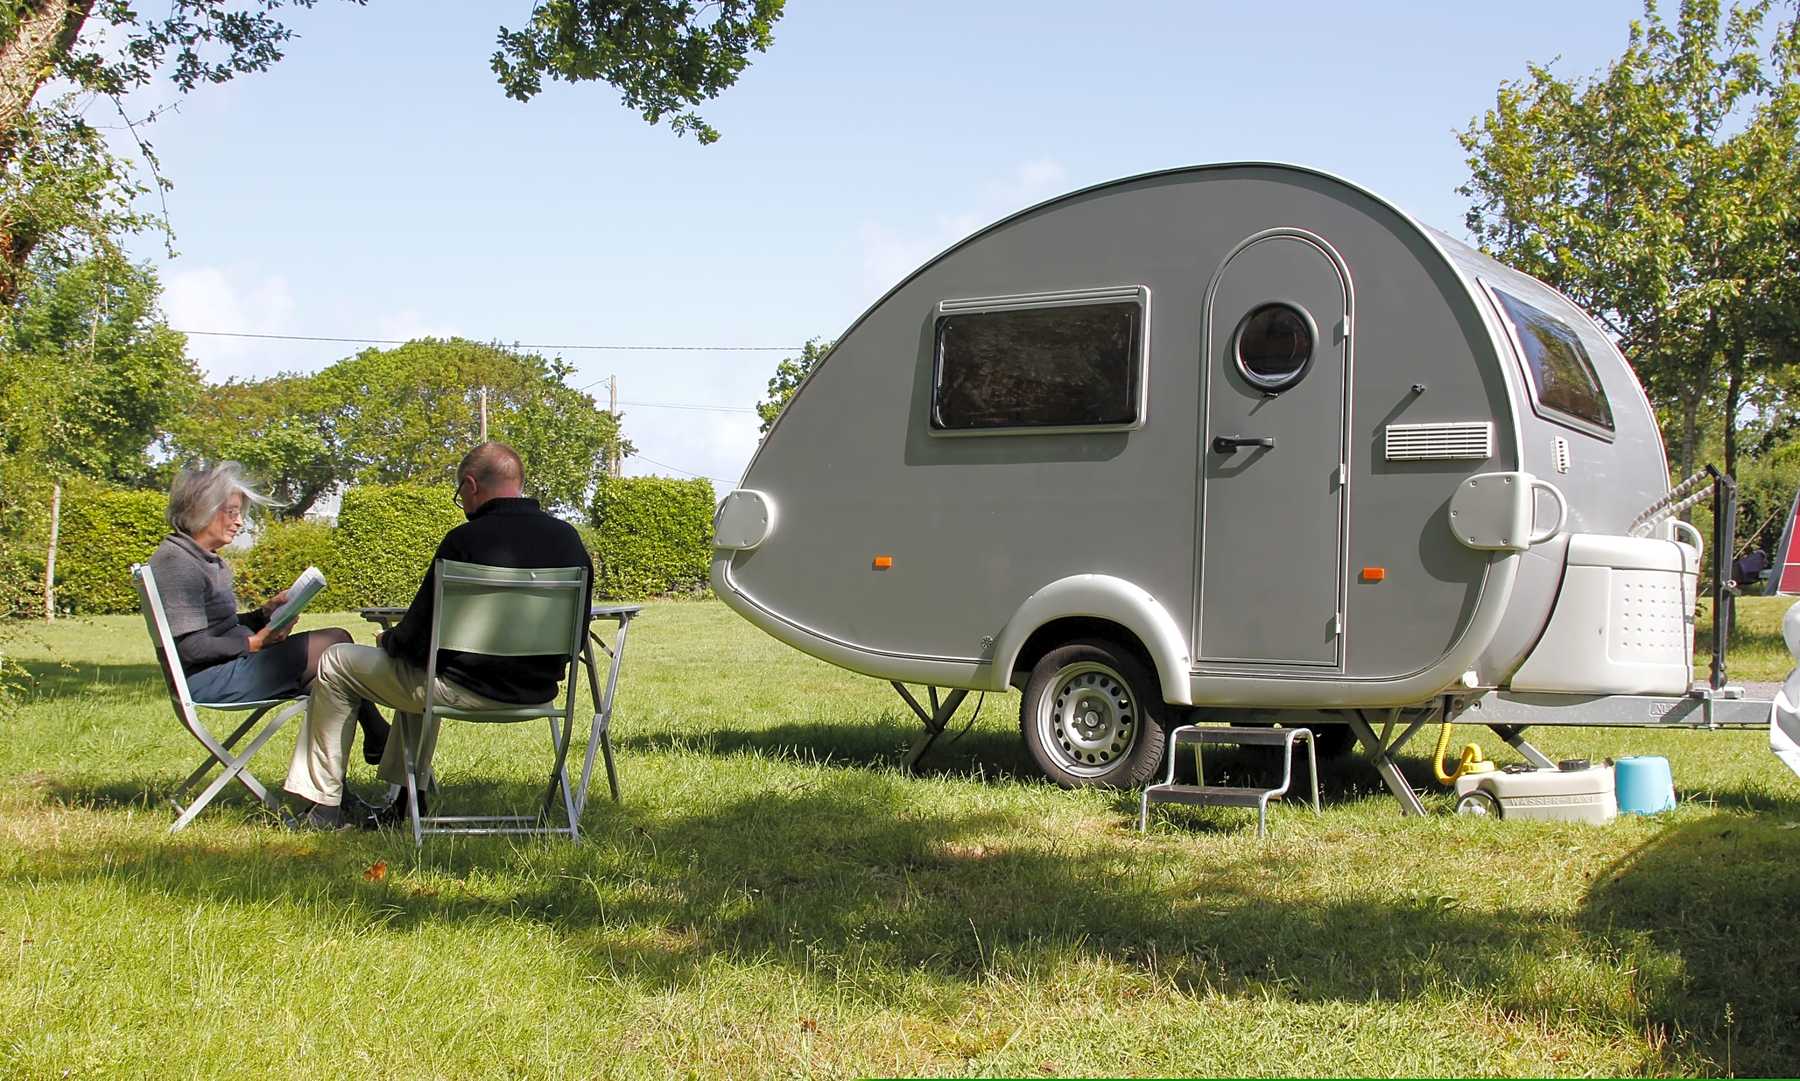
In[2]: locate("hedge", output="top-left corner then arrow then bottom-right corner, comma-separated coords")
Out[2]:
228,520 -> 344,610
0,457 -> 52,618
588,476 -> 714,598
54,486 -> 168,615
331,485 -> 466,608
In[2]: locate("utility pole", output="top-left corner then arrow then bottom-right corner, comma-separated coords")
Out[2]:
44,482 -> 60,622
479,385 -> 489,442
608,375 -> 620,477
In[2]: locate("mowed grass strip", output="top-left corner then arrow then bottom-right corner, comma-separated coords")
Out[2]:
0,598 -> 1797,1078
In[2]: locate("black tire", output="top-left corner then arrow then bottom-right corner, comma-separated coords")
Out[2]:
1020,639 -> 1167,788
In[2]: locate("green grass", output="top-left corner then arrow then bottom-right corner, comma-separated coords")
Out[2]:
1,599 -> 1798,1078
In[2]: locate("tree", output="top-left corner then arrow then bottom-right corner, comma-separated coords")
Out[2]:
171,375 -> 342,518
176,338 -> 634,515
493,1 -> 784,145
755,337 -> 831,433
0,255 -> 197,484
1459,0 -> 1800,481
0,1 -> 786,302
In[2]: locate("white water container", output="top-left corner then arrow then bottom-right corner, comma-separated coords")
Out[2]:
1454,763 -> 1618,824
1509,533 -> 1700,695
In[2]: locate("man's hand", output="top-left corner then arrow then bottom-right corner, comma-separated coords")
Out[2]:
262,589 -> 291,617
248,624 -> 291,653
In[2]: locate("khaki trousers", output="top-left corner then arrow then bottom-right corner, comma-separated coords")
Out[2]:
283,642 -> 518,807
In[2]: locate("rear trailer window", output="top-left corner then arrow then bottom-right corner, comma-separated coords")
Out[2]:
932,299 -> 1144,432
1491,287 -> 1615,435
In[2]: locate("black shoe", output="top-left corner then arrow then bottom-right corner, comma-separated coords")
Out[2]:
360,710 -> 392,766
294,800 -> 356,832
374,789 -> 427,829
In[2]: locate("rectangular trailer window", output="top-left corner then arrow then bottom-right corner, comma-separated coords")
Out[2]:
1491,287 -> 1615,435
932,295 -> 1145,432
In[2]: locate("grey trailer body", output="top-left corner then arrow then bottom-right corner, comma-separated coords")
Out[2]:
713,163 -> 1797,792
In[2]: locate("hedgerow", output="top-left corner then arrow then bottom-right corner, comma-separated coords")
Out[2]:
588,476 -> 714,598
331,485 -> 465,608
53,486 -> 167,614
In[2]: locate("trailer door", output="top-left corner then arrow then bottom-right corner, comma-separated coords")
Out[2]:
1197,233 -> 1349,667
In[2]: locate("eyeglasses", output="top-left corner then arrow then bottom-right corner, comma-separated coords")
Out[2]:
219,505 -> 245,522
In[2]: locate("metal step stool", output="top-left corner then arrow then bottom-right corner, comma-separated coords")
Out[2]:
1139,725 -> 1321,837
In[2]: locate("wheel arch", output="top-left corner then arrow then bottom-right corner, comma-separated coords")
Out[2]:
993,575 -> 1194,705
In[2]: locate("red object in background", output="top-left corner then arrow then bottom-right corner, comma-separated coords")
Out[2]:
1776,487 -> 1800,595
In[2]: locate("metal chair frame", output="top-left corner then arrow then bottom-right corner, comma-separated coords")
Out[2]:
132,563 -> 303,832
398,559 -> 590,846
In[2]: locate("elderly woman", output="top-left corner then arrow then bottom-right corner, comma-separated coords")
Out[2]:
149,461 -> 389,771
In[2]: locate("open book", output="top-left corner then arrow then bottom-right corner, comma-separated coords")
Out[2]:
266,566 -> 326,630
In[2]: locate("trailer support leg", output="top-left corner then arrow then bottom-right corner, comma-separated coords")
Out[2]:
891,683 -> 969,771
1345,709 -> 1428,817
1487,724 -> 1556,769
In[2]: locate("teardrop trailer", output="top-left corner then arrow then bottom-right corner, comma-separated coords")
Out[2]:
712,163 -> 1800,813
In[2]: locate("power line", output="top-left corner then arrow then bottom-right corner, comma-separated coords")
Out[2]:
174,329 -> 801,352
627,451 -> 737,486
615,398 -> 757,415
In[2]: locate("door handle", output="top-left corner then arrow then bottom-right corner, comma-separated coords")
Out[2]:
1212,435 -> 1275,454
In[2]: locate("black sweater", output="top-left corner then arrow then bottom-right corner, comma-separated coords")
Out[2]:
381,497 -> 592,704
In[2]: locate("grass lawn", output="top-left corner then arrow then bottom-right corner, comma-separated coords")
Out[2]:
1,597 -> 1798,1078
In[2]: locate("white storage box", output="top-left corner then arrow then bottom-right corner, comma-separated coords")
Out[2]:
1509,534 -> 1699,695
1454,763 -> 1618,824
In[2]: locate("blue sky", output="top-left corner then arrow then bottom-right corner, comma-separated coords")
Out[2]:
106,0 -> 1655,492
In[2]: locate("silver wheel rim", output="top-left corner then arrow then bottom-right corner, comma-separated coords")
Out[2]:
1036,661 -> 1138,777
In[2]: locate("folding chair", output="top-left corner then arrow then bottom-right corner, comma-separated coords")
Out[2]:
397,559 -> 589,846
131,563 -> 304,832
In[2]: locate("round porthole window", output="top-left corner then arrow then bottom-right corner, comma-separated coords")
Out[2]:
1234,303 -> 1315,391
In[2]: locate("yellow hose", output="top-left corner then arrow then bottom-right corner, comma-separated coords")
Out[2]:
1432,719 -> 1496,785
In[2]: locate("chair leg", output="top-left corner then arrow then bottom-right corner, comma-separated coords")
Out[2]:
401,714 -> 424,848
169,703 -> 299,833
542,715 -> 579,841
172,705 -> 271,804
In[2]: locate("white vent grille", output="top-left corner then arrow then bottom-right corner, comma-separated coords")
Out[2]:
1554,436 -> 1571,474
1385,421 -> 1493,461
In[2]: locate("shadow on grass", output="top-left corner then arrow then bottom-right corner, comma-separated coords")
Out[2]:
15,770 -> 1774,1071
1583,816 -> 1800,1076
618,715 -> 1039,783
15,749 -> 1799,1073
15,659 -> 166,701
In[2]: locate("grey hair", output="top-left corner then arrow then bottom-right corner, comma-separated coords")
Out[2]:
166,461 -> 274,536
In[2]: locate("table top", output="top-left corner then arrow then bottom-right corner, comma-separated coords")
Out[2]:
358,604 -> 642,621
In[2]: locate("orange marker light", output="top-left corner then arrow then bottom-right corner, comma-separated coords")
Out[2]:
1361,566 -> 1386,582
873,555 -> 894,570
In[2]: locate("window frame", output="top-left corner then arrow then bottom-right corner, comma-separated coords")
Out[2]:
1481,281 -> 1617,441
1232,300 -> 1318,393
928,284 -> 1151,438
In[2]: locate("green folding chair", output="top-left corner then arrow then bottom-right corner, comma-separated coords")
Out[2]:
132,563 -> 303,832
396,559 -> 589,846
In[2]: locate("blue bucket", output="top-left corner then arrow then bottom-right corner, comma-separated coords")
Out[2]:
1615,755 -> 1676,815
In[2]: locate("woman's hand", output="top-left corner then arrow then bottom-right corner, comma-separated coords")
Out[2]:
248,624 -> 291,653
262,589 -> 291,617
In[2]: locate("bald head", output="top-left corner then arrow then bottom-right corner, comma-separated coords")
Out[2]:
456,442 -> 524,514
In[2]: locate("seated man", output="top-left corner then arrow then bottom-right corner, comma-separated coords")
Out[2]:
283,441 -> 593,829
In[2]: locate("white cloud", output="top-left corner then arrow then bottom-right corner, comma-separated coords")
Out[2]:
376,309 -> 461,344
857,157 -> 1070,296
161,266 -> 305,381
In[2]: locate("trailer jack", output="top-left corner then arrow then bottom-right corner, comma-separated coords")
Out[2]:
889,683 -> 970,770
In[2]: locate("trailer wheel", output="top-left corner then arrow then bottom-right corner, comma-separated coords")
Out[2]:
1456,790 -> 1500,817
1021,640 -> 1167,788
